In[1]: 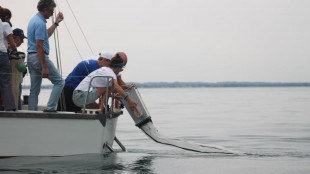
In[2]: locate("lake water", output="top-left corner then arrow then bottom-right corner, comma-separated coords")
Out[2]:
1,87 -> 310,173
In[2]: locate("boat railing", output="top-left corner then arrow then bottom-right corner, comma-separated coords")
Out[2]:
83,75 -> 115,116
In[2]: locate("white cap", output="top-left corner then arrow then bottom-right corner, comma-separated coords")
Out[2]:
99,51 -> 114,60
86,51 -> 114,61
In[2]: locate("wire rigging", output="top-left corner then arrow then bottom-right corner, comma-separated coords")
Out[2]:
52,16 -> 62,75
54,0 -> 91,74
53,0 -> 97,111
64,0 -> 94,56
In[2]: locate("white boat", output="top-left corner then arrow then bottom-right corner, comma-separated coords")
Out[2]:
0,107 -> 124,157
0,84 -> 242,157
0,76 -> 126,158
0,1 -> 131,158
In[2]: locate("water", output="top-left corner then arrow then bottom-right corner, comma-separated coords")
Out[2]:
1,87 -> 310,173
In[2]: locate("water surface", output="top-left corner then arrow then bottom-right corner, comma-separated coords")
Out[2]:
1,87 -> 310,173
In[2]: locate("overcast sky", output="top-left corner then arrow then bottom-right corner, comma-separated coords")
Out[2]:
2,0 -> 310,83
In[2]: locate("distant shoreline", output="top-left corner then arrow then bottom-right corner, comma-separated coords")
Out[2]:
22,82 -> 310,89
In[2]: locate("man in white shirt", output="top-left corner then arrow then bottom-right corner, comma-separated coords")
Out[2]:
0,18 -> 16,111
73,53 -> 137,112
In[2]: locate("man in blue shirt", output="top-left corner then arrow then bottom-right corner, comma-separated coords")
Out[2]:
27,0 -> 65,111
58,52 -> 113,112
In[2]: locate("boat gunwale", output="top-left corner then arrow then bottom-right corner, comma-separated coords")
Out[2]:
0,110 -> 122,120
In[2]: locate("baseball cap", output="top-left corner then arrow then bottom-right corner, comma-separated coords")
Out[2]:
13,28 -> 27,39
99,51 -> 114,60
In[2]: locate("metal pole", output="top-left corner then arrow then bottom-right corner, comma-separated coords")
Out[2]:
105,77 -> 109,114
114,136 -> 127,152
83,75 -> 114,113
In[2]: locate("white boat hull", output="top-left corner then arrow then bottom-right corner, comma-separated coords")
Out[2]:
0,111 -> 119,157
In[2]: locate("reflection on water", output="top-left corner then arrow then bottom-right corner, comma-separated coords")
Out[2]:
0,153 -> 155,173
127,155 -> 155,174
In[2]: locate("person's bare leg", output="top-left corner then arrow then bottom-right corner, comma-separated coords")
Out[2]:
96,87 -> 108,112
88,102 -> 99,109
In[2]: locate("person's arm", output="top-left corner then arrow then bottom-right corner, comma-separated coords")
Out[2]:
98,89 -> 107,112
3,22 -> 16,51
36,39 -> 49,78
7,34 -> 16,51
117,75 -> 131,89
113,79 -> 137,111
47,12 -> 64,37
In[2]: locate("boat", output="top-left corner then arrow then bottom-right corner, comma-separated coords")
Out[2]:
0,75 -> 126,158
0,1 -> 129,157
0,2 -> 241,157
0,84 -> 241,157
0,110 -> 123,157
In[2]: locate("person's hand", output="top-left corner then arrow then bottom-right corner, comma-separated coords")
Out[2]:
127,98 -> 137,112
55,12 -> 64,23
113,93 -> 122,100
42,67 -> 50,78
8,50 -> 18,59
121,84 -> 132,89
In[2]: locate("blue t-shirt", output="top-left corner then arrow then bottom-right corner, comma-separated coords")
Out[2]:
65,60 -> 99,88
27,13 -> 49,55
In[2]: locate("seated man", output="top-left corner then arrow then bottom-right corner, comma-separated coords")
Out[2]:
72,53 -> 137,112
58,52 -> 113,112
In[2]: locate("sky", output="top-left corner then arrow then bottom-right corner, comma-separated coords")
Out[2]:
2,0 -> 310,83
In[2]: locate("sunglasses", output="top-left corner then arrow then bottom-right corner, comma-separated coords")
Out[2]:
120,65 -> 127,72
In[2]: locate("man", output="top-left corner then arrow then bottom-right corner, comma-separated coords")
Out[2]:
115,52 -> 131,89
72,54 -> 137,112
8,28 -> 27,110
27,0 -> 65,111
12,28 -> 26,47
58,52 -> 113,112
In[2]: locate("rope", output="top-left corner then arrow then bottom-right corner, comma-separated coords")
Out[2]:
64,0 -> 94,56
52,16 -> 62,75
54,0 -> 84,61
54,0 -> 91,75
52,10 -> 65,110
